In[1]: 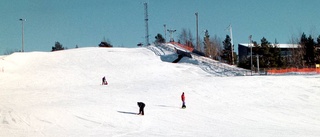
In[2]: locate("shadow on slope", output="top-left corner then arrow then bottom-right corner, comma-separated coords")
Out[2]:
117,111 -> 137,115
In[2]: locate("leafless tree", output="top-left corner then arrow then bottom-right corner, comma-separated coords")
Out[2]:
288,35 -> 304,68
179,28 -> 194,48
203,32 -> 222,60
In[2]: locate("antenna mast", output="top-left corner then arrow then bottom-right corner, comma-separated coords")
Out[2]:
144,2 -> 149,46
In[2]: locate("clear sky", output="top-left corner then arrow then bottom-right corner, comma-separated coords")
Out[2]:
1,0 -> 320,54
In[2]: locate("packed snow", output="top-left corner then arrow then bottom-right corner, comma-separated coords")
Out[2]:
0,46 -> 320,137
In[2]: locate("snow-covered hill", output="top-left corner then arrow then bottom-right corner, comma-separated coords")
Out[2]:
0,47 -> 320,137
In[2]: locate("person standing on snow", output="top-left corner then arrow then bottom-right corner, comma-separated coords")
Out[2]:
137,102 -> 145,115
181,92 -> 186,108
102,76 -> 108,85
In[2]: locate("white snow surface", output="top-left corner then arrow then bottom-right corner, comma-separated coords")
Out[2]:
0,47 -> 320,137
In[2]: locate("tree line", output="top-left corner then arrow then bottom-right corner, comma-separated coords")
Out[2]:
51,38 -> 113,52
239,33 -> 320,69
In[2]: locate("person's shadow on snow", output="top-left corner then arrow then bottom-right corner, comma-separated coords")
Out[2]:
117,111 -> 137,115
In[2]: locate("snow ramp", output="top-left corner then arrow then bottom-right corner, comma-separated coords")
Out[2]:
148,43 -> 251,76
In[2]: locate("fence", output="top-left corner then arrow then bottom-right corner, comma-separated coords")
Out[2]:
267,67 -> 320,74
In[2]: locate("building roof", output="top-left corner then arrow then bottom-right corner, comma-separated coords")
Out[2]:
239,43 -> 300,48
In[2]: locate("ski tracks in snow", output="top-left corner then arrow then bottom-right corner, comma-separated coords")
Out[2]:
0,108 -> 16,125
0,107 -> 47,136
113,115 -> 152,137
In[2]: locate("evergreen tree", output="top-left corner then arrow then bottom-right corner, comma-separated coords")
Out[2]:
260,37 -> 271,68
221,35 -> 232,64
317,35 -> 320,46
248,37 -> 281,69
270,42 -> 281,68
299,33 -> 316,66
99,41 -> 113,47
299,33 -> 307,66
305,35 -> 315,66
99,37 -> 113,47
155,33 -> 165,44
273,40 -> 283,68
52,41 -> 64,51
316,35 -> 320,64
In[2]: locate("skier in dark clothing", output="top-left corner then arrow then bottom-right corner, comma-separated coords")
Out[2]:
102,76 -> 105,85
137,102 -> 145,115
102,76 -> 108,85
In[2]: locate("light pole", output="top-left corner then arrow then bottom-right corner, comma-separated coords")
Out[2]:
257,55 -> 260,75
249,35 -> 253,76
164,24 -> 167,42
167,29 -> 176,42
19,18 -> 26,52
195,12 -> 199,51
226,25 -> 234,65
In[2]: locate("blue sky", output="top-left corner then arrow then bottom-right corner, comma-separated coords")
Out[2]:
1,0 -> 320,54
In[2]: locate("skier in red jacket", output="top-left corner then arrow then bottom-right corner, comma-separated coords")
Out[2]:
181,92 -> 186,108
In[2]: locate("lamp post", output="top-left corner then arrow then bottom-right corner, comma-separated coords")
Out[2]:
249,35 -> 253,76
226,25 -> 234,65
164,24 -> 167,42
167,29 -> 176,42
19,18 -> 26,52
195,12 -> 199,51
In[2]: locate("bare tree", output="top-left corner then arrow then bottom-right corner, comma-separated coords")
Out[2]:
179,28 -> 194,48
187,29 -> 194,48
209,35 -> 222,60
203,30 -> 222,60
288,35 -> 304,68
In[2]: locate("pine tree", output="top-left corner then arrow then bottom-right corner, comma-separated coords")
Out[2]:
305,35 -> 315,66
299,33 -> 316,66
52,41 -> 64,51
155,33 -> 165,44
273,40 -> 283,68
260,37 -> 271,68
99,37 -> 113,47
316,35 -> 320,64
250,37 -> 281,68
221,35 -> 232,64
299,33 -> 308,66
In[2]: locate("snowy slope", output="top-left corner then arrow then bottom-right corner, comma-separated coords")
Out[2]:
0,47 -> 320,137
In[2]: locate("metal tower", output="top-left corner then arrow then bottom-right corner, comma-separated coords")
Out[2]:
144,2 -> 149,46
167,29 -> 176,42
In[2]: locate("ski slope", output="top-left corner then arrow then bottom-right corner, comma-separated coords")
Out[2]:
0,47 -> 320,137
